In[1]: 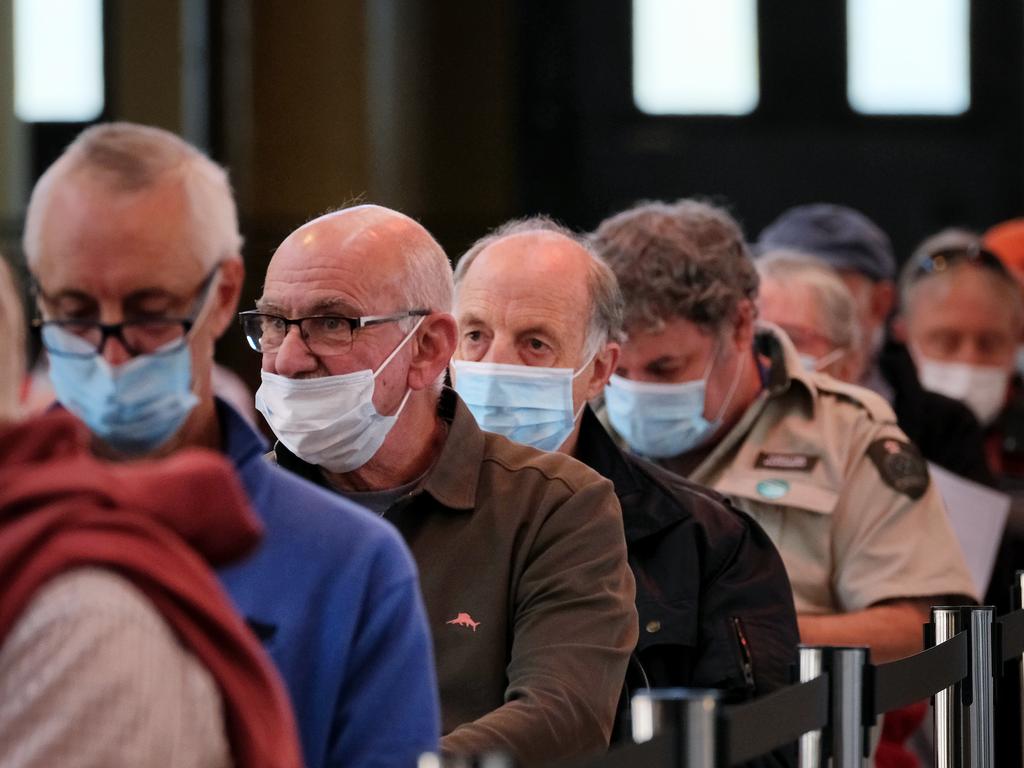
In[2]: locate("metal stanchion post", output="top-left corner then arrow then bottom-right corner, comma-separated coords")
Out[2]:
967,607 -> 995,768
632,688 -> 720,768
1017,570 -> 1024,768
797,646 -> 825,768
829,647 -> 869,768
933,607 -> 964,768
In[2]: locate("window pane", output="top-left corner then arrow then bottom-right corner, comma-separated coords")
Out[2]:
14,0 -> 105,122
633,0 -> 759,115
847,0 -> 970,115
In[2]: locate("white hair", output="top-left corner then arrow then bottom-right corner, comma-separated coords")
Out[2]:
23,122 -> 242,269
757,249 -> 861,350
0,258 -> 26,424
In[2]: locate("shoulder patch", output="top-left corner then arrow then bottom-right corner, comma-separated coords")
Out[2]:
867,438 -> 929,499
812,375 -> 896,423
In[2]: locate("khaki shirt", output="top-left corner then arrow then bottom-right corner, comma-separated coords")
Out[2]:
672,327 -> 976,616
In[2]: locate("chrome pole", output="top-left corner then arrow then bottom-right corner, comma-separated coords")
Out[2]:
967,607 -> 995,768
830,647 -> 869,768
797,646 -> 825,768
632,688 -> 720,768
933,607 -> 964,768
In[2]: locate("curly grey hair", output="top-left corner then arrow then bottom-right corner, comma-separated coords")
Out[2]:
455,215 -> 625,358
591,199 -> 759,335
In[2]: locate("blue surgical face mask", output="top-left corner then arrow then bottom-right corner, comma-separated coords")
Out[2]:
44,270 -> 221,456
451,357 -> 592,452
605,346 -> 745,458
46,332 -> 199,455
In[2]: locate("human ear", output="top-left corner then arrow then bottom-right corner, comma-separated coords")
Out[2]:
407,313 -> 458,391
586,342 -> 620,401
210,258 -> 244,339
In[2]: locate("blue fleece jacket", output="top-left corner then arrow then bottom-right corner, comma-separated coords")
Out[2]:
215,401 -> 440,767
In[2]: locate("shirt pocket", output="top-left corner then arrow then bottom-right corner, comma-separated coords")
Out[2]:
715,473 -> 841,615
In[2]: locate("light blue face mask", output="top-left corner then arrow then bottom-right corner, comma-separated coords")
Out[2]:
46,331 -> 199,455
451,357 -> 592,452
43,270 -> 221,456
605,347 -> 745,458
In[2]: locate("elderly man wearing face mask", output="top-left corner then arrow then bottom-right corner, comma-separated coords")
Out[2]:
22,122 -> 439,768
894,228 -> 1024,768
593,199 -> 976,666
248,204 -> 638,765
755,251 -> 862,382
758,204 -> 992,487
449,217 -> 799,766
895,230 -> 1024,478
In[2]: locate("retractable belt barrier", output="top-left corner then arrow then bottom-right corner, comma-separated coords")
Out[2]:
424,572 -> 1024,768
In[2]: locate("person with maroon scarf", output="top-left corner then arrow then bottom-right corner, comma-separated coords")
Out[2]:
0,258 -> 301,768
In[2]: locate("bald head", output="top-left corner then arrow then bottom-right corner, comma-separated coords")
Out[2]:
269,205 -> 452,319
454,216 -> 623,360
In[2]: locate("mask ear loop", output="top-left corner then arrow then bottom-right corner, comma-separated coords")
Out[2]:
184,264 -> 226,341
813,347 -> 846,371
569,350 -> 600,422
707,345 -> 747,425
371,315 -> 428,418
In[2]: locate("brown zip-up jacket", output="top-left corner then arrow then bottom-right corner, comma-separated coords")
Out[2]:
276,389 -> 638,765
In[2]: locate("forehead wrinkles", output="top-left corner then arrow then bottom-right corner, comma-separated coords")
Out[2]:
460,279 -> 590,348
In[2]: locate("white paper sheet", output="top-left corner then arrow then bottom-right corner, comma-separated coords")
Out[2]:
929,463 -> 1010,597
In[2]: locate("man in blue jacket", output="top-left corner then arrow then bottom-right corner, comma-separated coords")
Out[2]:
22,121 -> 440,768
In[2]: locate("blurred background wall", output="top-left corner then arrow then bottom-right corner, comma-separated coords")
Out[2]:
1,0 -> 1022,387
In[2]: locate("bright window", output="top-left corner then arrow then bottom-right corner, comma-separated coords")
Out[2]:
633,0 -> 759,115
14,0 -> 105,122
847,0 -> 970,115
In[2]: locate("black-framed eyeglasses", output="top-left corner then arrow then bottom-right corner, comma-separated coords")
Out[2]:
239,309 -> 430,355
32,264 -> 222,359
911,244 -> 1010,282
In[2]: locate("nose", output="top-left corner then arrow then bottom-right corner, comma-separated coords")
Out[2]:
266,324 -> 319,377
99,335 -> 133,367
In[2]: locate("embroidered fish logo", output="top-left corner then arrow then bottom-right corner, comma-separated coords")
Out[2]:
446,612 -> 481,632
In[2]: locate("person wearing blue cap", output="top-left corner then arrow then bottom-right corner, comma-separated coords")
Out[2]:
757,203 -> 992,486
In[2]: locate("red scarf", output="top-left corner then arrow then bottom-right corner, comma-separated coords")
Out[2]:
0,412 -> 301,768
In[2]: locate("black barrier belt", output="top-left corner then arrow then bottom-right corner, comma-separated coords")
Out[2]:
721,673 -> 830,765
998,608 -> 1024,663
551,731 -> 676,768
871,630 -> 968,716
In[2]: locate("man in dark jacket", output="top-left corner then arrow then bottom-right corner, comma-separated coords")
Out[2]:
450,216 -> 799,765
757,203 -> 993,486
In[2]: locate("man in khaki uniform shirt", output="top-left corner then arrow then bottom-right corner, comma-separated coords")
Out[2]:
594,199 -> 975,663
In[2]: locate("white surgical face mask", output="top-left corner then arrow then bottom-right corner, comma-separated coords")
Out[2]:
915,355 -> 1010,426
798,348 -> 846,374
255,317 -> 424,472
451,355 -> 593,452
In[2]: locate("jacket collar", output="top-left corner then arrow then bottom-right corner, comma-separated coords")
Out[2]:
273,388 -> 482,511
575,405 -> 688,543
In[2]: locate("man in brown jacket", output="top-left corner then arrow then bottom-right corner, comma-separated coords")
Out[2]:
246,204 -> 638,764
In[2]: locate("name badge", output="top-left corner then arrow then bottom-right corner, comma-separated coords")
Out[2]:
754,452 -> 819,472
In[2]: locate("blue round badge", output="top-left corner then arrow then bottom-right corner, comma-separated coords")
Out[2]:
756,479 -> 790,500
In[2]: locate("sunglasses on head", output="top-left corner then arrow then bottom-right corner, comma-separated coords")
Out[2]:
911,243 -> 1011,281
